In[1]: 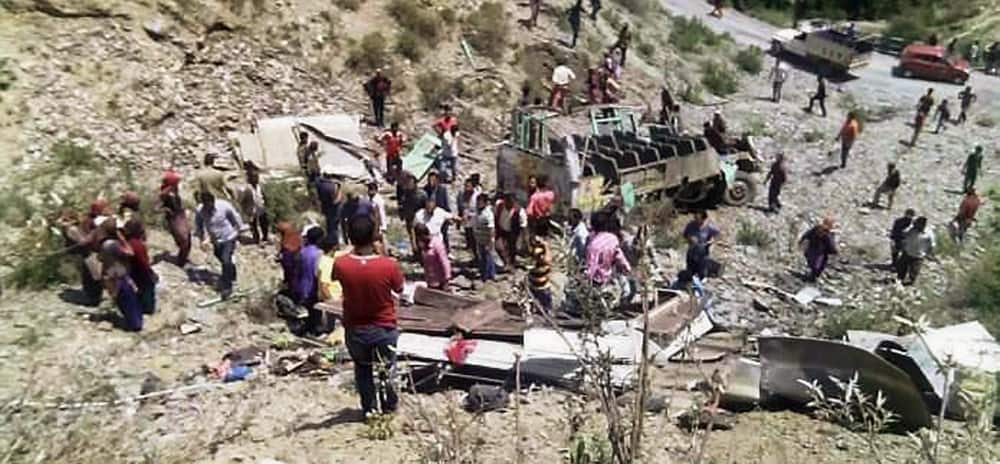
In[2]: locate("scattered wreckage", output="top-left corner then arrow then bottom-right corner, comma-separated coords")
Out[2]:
316,285 -> 716,391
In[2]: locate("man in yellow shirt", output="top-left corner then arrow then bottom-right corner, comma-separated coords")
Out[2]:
317,235 -> 351,302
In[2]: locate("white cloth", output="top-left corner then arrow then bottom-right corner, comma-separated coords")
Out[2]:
902,228 -> 935,259
371,193 -> 388,233
551,65 -> 576,86
564,136 -> 581,183
415,207 -> 453,238
473,206 -> 495,243
497,205 -> 527,232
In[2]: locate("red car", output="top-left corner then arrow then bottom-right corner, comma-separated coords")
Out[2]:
895,45 -> 970,84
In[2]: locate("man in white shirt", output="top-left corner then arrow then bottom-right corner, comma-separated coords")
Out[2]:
414,196 -> 454,240
549,63 -> 577,112
897,216 -> 934,285
367,181 -> 387,235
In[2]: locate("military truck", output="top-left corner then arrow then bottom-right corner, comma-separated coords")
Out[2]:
496,105 -> 761,214
771,20 -> 875,75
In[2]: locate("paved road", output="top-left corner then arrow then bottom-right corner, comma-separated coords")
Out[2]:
661,0 -> 999,108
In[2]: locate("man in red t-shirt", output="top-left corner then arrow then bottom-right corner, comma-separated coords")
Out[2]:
333,215 -> 405,415
526,174 -> 556,237
433,104 -> 458,135
379,122 -> 406,184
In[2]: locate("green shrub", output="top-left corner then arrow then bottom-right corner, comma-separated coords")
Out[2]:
51,139 -> 100,171
440,6 -> 457,23
613,0 -> 654,15
346,32 -> 388,72
733,45 -> 764,75
263,180 -> 312,224
670,17 -> 723,53
746,6 -> 793,27
963,245 -> 1000,335
0,188 -> 34,226
0,57 -> 15,91
600,7 -> 624,31
802,129 -> 824,143
416,70 -> 464,111
333,0 -> 363,11
465,2 -> 509,59
885,15 -> 930,43
387,0 -> 442,45
700,61 -> 738,96
637,40 -> 655,60
679,82 -> 704,104
735,219 -> 772,248
395,30 -> 424,62
4,228 -> 77,290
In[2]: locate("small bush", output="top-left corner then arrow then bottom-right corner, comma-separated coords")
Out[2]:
465,2 -> 509,60
735,219 -> 772,248
802,129 -> 824,143
746,7 -> 793,27
346,32 -> 388,72
0,188 -> 34,226
263,180 -> 312,224
613,0 -> 654,15
601,8 -> 624,31
50,139 -> 100,171
961,245 -> 1000,335
4,227 -> 78,290
885,15 -> 930,43
745,116 -> 771,137
416,70 -> 464,111
975,115 -> 996,128
0,57 -> 15,91
637,40 -> 655,60
700,61 -> 739,96
679,82 -> 704,104
333,0 -> 363,11
395,30 -> 424,62
440,6 -> 457,23
387,0 -> 442,45
670,17 -> 723,53
733,45 -> 764,75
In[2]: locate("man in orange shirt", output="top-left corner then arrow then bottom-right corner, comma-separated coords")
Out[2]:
379,122 -> 405,184
835,111 -> 860,169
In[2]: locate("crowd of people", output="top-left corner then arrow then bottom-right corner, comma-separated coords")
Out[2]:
50,3 -> 996,422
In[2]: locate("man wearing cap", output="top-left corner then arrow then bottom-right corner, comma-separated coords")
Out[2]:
316,165 -> 343,245
364,69 -> 392,128
194,153 -> 233,202
194,191 -> 244,298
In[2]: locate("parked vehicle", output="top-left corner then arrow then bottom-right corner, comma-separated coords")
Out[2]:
771,20 -> 875,75
875,36 -> 908,57
497,106 -> 762,213
894,45 -> 970,84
